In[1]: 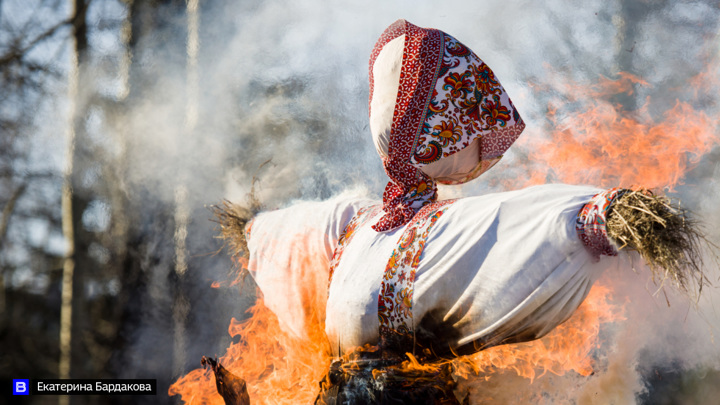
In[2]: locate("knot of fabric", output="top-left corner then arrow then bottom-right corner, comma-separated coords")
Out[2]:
372,167 -> 437,232
576,187 -> 628,259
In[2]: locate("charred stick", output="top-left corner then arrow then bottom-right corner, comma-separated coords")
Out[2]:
201,356 -> 251,405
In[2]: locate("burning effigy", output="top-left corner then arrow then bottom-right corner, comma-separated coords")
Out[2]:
170,19 -> 709,405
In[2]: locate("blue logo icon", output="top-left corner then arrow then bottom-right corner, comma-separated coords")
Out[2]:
13,379 -> 29,395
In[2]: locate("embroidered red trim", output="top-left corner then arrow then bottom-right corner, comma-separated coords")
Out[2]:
576,188 -> 628,259
371,20 -> 444,232
328,205 -> 383,288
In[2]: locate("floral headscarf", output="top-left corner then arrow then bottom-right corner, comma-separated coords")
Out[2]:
369,19 -> 526,232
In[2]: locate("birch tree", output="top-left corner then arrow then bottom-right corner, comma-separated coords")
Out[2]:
59,3 -> 88,404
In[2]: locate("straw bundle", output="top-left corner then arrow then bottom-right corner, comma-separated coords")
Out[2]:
606,190 -> 710,296
210,188 -> 261,259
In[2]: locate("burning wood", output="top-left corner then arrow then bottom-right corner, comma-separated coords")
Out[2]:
315,343 -> 466,405
201,356 -> 251,405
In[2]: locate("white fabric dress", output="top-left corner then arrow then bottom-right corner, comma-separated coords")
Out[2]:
246,184 -> 622,356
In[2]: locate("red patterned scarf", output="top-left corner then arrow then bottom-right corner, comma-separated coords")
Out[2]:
369,20 -> 525,232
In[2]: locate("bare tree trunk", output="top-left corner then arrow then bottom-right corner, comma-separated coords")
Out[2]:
0,185 -> 25,244
185,0 -> 199,132
110,0 -> 133,283
117,0 -> 133,102
0,184 -> 26,316
173,184 -> 190,376
59,41 -> 77,405
173,0 -> 199,377
59,2 -> 86,405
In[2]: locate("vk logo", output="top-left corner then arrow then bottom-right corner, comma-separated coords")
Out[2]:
13,379 -> 29,395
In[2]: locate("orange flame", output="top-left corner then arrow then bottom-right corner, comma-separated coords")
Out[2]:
455,283 -> 624,383
169,297 -> 330,404
508,70 -> 719,190
171,262 -> 623,404
170,243 -> 332,404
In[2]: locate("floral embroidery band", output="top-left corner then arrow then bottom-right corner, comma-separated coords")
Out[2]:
377,199 -> 456,344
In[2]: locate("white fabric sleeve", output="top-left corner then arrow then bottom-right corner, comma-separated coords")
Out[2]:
246,195 -> 375,340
